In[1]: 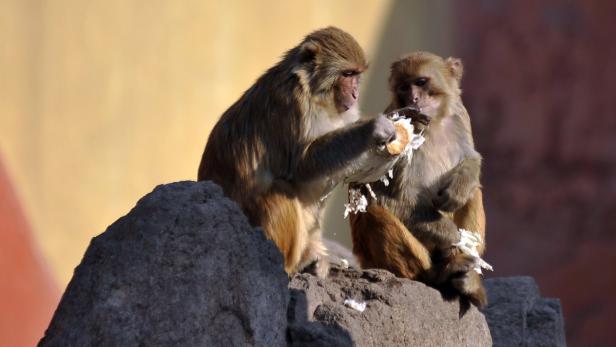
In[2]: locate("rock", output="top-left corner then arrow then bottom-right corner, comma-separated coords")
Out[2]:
322,238 -> 358,269
39,181 -> 289,347
288,267 -> 492,347
39,181 -> 564,346
483,277 -> 566,347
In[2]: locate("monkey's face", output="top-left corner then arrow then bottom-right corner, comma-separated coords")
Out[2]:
297,27 -> 367,119
389,52 -> 463,121
393,75 -> 443,119
334,70 -> 363,113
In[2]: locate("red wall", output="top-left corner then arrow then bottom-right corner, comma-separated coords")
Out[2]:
0,157 -> 60,347
455,1 -> 616,345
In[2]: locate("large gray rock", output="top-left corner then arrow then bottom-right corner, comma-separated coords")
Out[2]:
483,277 -> 566,347
288,267 -> 492,347
39,181 -> 289,347
39,180 -> 565,346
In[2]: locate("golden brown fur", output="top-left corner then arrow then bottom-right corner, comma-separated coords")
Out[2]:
350,52 -> 488,307
199,27 -> 396,277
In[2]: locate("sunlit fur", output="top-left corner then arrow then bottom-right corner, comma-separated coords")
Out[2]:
199,27 -> 371,277
350,52 -> 488,308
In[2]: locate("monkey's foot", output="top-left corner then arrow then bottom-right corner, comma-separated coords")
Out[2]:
300,257 -> 330,278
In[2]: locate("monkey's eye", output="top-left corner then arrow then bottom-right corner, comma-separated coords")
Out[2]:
397,83 -> 410,92
414,78 -> 429,87
342,70 -> 357,77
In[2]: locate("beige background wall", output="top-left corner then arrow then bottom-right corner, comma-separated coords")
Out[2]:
0,0 -> 394,285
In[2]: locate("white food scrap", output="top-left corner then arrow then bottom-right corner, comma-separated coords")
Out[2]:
344,188 -> 368,218
340,258 -> 349,269
365,183 -> 377,200
380,176 -> 390,187
344,298 -> 367,312
453,229 -> 494,274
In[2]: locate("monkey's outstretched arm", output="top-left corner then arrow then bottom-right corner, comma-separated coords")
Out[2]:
432,157 -> 482,212
293,116 -> 394,183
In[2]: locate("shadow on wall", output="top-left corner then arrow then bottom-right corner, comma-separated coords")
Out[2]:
322,0 -> 454,254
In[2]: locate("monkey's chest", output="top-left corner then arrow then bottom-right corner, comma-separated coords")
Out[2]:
410,145 -> 462,188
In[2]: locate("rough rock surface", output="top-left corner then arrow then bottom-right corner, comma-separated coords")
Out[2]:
288,267 -> 492,347
483,277 -> 566,347
39,181 -> 289,346
39,181 -> 565,346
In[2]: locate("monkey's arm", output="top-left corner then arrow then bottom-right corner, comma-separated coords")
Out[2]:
432,157 -> 482,213
453,188 -> 486,254
293,116 -> 393,184
409,204 -> 461,253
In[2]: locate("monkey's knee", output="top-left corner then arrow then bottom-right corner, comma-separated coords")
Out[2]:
351,205 -> 430,279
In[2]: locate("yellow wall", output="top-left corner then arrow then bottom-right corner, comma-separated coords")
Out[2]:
0,0 -> 394,285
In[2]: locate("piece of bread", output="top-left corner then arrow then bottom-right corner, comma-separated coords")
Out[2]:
386,119 -> 412,155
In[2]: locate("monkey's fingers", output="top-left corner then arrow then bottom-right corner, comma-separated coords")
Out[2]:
387,106 -> 421,120
413,113 -> 431,126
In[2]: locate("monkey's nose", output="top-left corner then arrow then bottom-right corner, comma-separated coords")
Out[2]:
352,91 -> 358,100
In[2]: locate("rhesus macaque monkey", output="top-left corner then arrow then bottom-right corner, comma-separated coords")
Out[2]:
198,27 -> 398,277
350,52 -> 488,307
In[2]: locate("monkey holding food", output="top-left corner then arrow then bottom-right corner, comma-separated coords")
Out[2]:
349,52 -> 488,307
198,27 -> 404,278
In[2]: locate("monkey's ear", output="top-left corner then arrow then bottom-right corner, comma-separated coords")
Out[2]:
298,41 -> 320,63
446,57 -> 464,81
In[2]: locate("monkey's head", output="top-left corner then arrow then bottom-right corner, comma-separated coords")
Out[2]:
388,52 -> 463,122
292,27 -> 368,117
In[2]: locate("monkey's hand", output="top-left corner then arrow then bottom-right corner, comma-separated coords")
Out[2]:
411,212 -> 460,254
371,114 -> 397,147
385,106 -> 420,120
432,158 -> 481,212
385,106 -> 430,133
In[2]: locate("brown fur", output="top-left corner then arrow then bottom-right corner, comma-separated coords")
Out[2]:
198,27 -> 396,277
350,52 -> 488,307
351,204 -> 430,278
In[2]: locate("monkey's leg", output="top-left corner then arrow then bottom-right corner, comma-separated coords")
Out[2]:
451,269 -> 488,309
432,157 -> 482,213
350,204 -> 430,279
297,226 -> 330,278
256,192 -> 308,275
436,251 -> 488,308
453,188 -> 486,254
